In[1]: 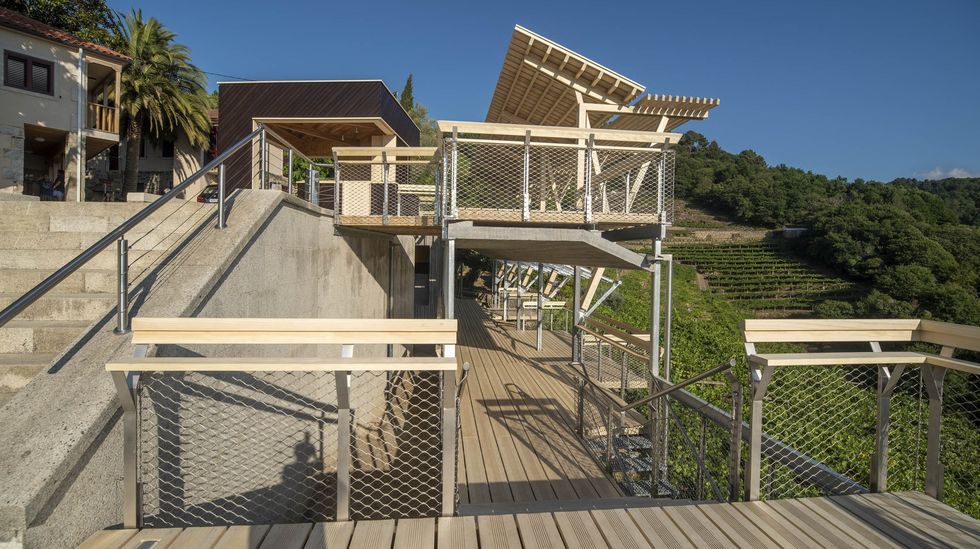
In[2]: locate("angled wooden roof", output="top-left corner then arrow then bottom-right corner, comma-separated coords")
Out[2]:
485,25 -> 645,127
603,94 -> 721,132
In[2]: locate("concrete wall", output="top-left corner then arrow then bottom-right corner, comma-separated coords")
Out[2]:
0,191 -> 415,548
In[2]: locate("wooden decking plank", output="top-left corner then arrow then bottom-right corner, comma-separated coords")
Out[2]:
348,519 -> 396,549
482,311 -> 620,500
259,523 -> 314,549
697,502 -> 774,547
304,522 -> 355,549
857,493 -> 977,547
728,500 -> 820,548
892,491 -> 980,538
169,526 -> 227,548
626,506 -> 697,548
77,529 -> 138,549
393,518 -> 435,549
213,525 -> 272,549
795,496 -> 902,548
437,516 -> 478,549
515,512 -> 565,549
477,514 -> 522,549
459,332 -> 512,504
766,498 -> 861,548
465,332 -> 533,502
480,333 -> 580,501
661,505 -> 734,548
589,508 -> 652,549
118,527 -> 183,549
829,494 -> 947,548
552,510 -> 610,549
461,307 -> 554,502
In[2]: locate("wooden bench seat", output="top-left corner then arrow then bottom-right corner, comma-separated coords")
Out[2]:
106,356 -> 458,372
749,351 -> 929,367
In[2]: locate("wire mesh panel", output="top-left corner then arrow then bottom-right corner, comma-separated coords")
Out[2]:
527,144 -> 586,223
758,365 -> 877,499
348,370 -> 444,520
138,371 -> 339,527
938,368 -> 980,518
334,159 -> 437,224
590,148 -> 674,224
454,140 -> 525,218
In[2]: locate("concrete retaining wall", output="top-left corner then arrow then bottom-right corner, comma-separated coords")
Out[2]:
0,191 -> 414,548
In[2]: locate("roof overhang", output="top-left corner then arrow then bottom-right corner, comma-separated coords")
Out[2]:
256,117 -> 405,158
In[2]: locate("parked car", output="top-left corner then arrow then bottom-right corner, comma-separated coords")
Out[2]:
197,184 -> 220,203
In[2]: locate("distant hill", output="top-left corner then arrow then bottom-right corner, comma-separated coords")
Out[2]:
673,132 -> 980,325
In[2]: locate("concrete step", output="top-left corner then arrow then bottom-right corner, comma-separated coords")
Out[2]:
0,352 -> 56,395
0,293 -> 113,321
0,268 -> 115,294
0,320 -> 89,353
0,201 -> 213,234
0,248 -> 165,270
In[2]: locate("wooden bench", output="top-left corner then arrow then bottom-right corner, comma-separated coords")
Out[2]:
107,317 -> 461,527
741,318 -> 980,500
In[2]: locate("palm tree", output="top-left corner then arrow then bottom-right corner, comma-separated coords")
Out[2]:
117,10 -> 210,192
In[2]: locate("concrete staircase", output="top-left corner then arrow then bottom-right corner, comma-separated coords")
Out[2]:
0,200 -> 215,405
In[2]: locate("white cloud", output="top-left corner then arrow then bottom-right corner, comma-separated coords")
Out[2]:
917,167 -> 978,180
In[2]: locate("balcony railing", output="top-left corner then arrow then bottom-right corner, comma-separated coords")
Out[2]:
87,102 -> 117,133
330,121 -> 679,231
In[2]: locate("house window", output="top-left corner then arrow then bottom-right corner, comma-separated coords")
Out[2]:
4,51 -> 53,95
162,140 -> 174,158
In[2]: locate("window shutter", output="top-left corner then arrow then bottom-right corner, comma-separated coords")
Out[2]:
5,56 -> 26,88
30,62 -> 50,93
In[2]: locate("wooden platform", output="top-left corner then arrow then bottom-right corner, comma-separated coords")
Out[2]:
455,300 -> 621,505
81,491 -> 980,548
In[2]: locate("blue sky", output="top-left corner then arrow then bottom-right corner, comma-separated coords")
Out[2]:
112,0 -> 980,182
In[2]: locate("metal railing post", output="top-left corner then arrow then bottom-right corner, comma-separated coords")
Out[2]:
217,163 -> 226,229
746,361 -> 772,501
113,237 -> 129,334
727,371 -> 744,502
287,149 -> 294,195
522,130 -> 531,222
656,152 -> 666,221
536,262 -> 543,351
605,404 -> 616,472
664,255 -> 673,382
441,369 -> 458,516
923,362 -> 948,499
259,127 -> 267,190
576,378 -> 585,436
584,134 -> 594,224
382,151 -> 390,225
871,348 -> 904,493
333,156 -> 341,214
450,127 -> 458,218
111,369 -> 140,528
336,343 -> 353,521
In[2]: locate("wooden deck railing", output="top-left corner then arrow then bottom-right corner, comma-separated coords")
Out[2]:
87,102 -> 117,133
107,317 -> 464,528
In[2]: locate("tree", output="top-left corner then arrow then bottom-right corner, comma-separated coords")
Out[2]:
116,10 -> 210,192
399,74 -> 414,112
1,0 -> 121,48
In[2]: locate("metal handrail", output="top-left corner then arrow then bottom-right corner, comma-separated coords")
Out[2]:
615,358 -> 736,414
0,127 -> 264,331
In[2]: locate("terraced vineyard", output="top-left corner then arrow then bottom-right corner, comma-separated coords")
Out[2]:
665,241 -> 860,312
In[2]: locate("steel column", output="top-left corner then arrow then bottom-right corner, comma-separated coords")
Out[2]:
382,151 -> 390,224
516,263 -> 524,329
287,149 -> 294,195
112,371 -> 139,527
450,127 -> 458,217
113,238 -> 129,334
522,130 -> 531,222
664,255 -> 673,381
217,163 -> 226,229
444,239 -> 456,320
584,134 -> 594,224
536,262 -> 543,351
745,357 -> 773,501
259,128 -> 267,190
333,158 -> 341,214
572,267 -> 582,364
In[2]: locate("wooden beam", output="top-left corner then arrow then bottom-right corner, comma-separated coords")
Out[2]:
522,57 -> 621,106
437,120 -> 682,145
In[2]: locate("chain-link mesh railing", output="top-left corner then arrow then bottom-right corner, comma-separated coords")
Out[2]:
348,370 -> 443,520
579,335 -> 650,395
754,362 -> 980,518
139,371 -> 339,527
447,136 -> 674,227
135,366 -> 454,527
333,155 -> 437,226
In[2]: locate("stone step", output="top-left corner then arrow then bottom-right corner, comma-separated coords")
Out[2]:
0,352 -> 57,395
0,201 -> 213,234
0,320 -> 90,353
0,293 -> 114,321
0,268 -> 115,294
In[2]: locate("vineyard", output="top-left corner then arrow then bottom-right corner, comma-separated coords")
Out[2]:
664,241 -> 860,312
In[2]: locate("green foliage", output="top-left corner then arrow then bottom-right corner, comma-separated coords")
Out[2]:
675,131 -> 980,325
398,74 -> 439,147
1,0 -> 122,49
399,74 -> 414,112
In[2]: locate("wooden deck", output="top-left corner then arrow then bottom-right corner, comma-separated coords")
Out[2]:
81,491 -> 980,548
455,299 -> 621,506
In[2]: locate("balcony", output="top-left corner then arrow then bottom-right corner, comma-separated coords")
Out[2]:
86,102 -> 117,134
329,121 -> 679,235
